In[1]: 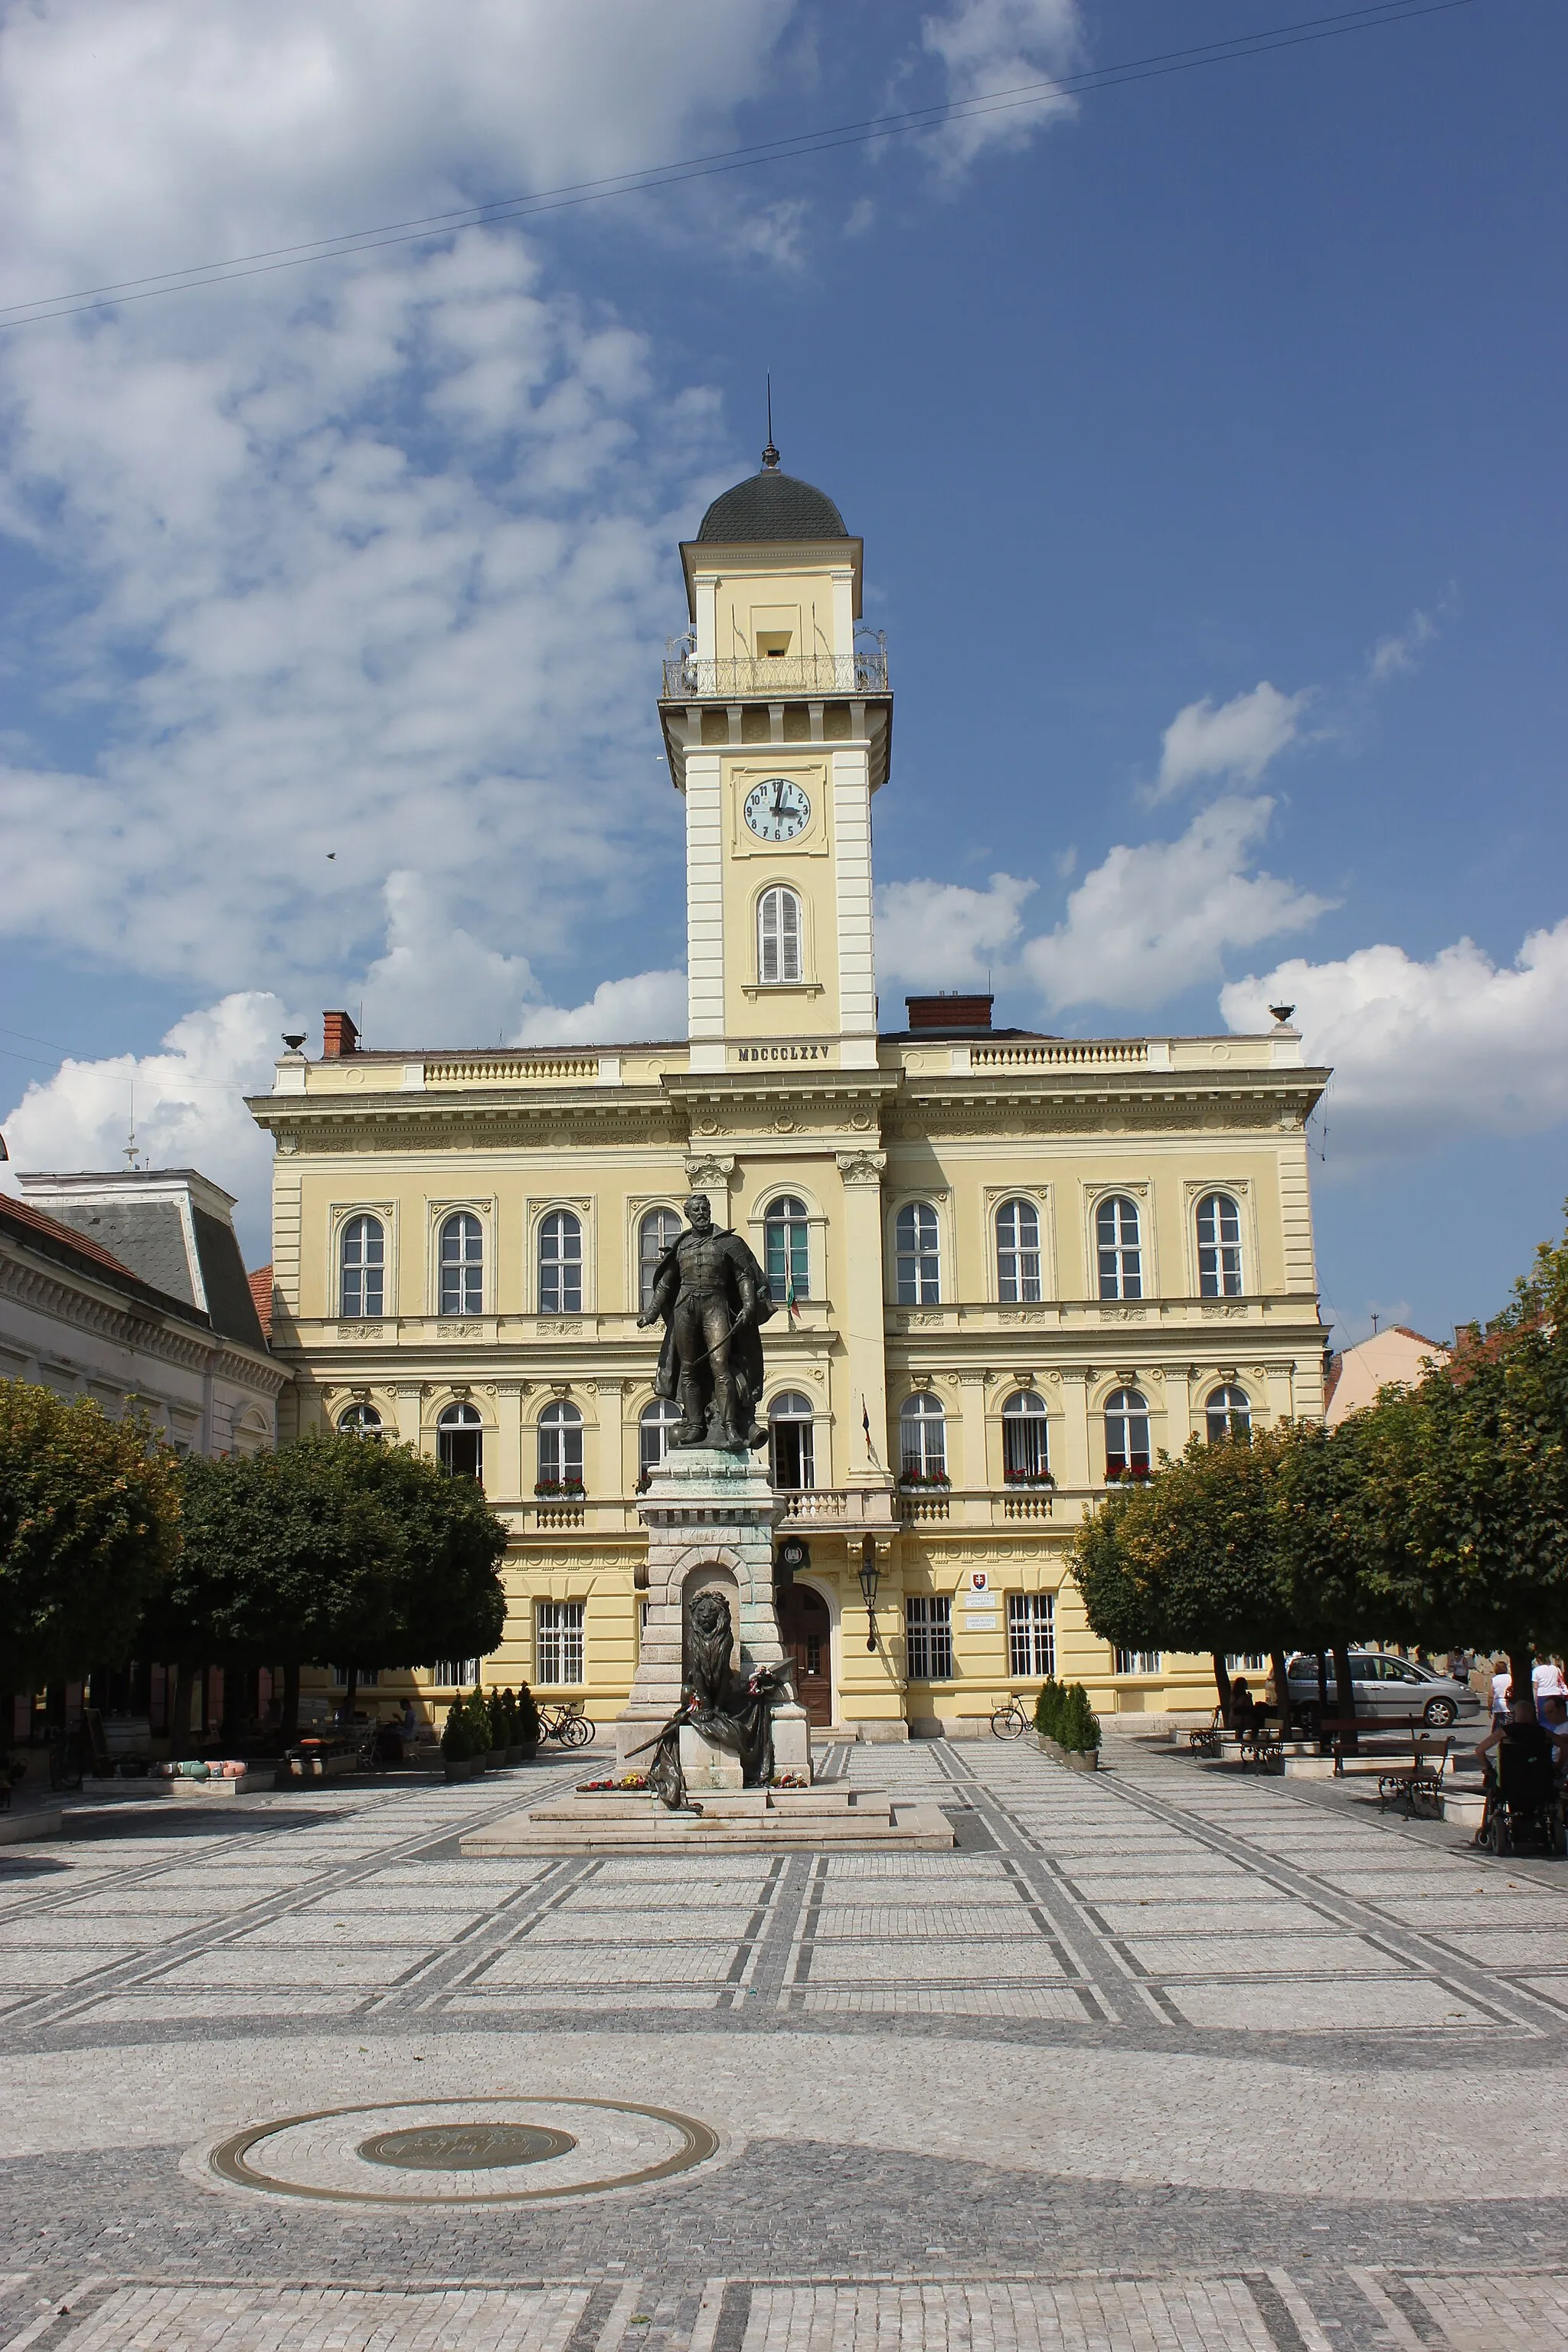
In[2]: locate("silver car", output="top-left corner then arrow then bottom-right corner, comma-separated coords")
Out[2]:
1285,1651 -> 1481,1729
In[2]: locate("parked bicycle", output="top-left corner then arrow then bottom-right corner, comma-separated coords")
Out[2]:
990,1693 -> 1031,1740
538,1698 -> 595,1748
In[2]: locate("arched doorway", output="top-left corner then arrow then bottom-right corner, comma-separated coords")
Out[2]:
778,1582 -> 832,1727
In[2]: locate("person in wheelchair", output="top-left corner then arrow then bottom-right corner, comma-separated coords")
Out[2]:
1475,1696 -> 1568,1854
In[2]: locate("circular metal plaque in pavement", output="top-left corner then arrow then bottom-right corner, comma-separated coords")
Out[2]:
207,2096 -> 717,2207
359,2122 -> 576,2171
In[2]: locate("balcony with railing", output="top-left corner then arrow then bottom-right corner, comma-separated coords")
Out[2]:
661,645 -> 889,701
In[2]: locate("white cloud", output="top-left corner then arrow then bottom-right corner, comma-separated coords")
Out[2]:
1025,797 -> 1331,1012
920,0 -> 1083,175
513,971 -> 687,1047
358,872 -> 537,1050
0,993 -> 283,1257
1154,681 -> 1310,799
1367,606 -> 1439,684
1221,921 -> 1568,1165
874,873 -> 1036,988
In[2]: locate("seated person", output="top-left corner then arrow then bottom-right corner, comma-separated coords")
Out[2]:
1537,1692 -> 1568,1777
1476,1697 -> 1561,1808
1230,1677 -> 1261,1737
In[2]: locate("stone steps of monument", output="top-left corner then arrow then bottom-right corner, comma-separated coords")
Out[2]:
460,1798 -> 953,1856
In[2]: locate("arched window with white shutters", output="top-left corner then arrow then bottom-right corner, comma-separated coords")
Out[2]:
438,1401 -> 483,1484
1196,1192 -> 1243,1297
763,1195 -> 810,1303
538,1209 -> 583,1315
756,885 -> 803,985
894,1201 -> 941,1305
769,1390 -> 816,1491
638,1207 -> 681,1315
639,1397 -> 681,1480
899,1393 -> 947,1481
1096,1196 -> 1142,1301
537,1400 -> 583,1489
1001,1390 -> 1050,1482
995,1197 -> 1042,1302
439,1213 -> 483,1316
337,1401 -> 382,1439
1103,1387 -> 1151,1479
1205,1384 -> 1252,1445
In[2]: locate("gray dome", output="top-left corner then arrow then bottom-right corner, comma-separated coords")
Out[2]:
697,466 -> 848,543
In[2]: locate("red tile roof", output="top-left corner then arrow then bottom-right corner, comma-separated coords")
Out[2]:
0,1192 -> 139,1279
247,1263 -> 274,1339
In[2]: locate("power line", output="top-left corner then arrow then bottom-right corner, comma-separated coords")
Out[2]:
0,0 -> 1487,332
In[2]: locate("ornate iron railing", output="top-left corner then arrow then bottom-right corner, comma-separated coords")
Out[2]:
661,650 -> 889,700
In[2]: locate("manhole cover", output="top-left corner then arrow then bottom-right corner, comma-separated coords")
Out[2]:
207,2097 -> 718,2206
359,2122 -> 576,2171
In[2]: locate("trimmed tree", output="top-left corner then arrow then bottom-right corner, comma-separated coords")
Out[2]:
0,1383 -> 180,1697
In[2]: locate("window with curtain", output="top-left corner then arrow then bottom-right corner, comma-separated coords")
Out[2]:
1103,1387 -> 1151,1478
438,1212 -> 483,1316
1001,1390 -> 1050,1481
337,1402 -> 382,1438
905,1596 -> 953,1681
894,1201 -> 941,1305
763,1195 -> 810,1302
638,1207 -> 681,1315
756,885 -> 803,984
339,1214 -> 384,1318
1115,1648 -> 1162,1675
538,1209 -> 583,1314
899,1392 -> 947,1481
1096,1196 -> 1142,1299
1196,1191 -> 1243,1297
437,1401 -> 482,1483
769,1390 -> 815,1490
1008,1592 -> 1056,1678
537,1400 -> 584,1488
1205,1383 -> 1252,1445
995,1197 -> 1042,1302
639,1397 -> 682,1479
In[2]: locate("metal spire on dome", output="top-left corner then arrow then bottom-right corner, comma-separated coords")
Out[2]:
762,373 -> 779,471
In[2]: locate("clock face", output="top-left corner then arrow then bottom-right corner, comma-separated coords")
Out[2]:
743,777 -> 811,841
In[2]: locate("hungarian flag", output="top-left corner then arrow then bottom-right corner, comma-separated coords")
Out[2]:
785,1273 -> 800,1326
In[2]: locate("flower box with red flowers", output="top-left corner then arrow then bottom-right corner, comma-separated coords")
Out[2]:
534,1479 -> 586,1498
898,1470 -> 951,1489
1107,1465 -> 1152,1484
1003,1470 -> 1056,1489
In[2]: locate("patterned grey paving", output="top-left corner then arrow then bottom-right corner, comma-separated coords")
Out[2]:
3,1734 -> 1568,2348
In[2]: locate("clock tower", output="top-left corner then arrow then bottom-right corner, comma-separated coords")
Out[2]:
658,443 -> 893,1074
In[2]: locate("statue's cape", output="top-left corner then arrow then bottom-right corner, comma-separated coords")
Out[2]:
648,1227 -> 773,1403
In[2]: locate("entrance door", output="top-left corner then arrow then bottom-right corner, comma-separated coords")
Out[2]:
778,1583 -> 832,1728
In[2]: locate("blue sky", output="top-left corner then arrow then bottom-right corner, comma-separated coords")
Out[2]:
0,0 -> 1562,1345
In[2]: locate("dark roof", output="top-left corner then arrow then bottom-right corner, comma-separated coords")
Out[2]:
0,1194 -> 139,1279
191,1205 -> 267,1350
696,467 -> 848,543
24,1190 -> 266,1352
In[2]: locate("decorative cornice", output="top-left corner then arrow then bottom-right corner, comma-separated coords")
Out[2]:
0,1250 -> 283,1392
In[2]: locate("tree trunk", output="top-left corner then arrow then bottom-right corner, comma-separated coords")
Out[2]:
1211,1653 -> 1233,1727
170,1663 -> 196,1757
1269,1649 -> 1292,1736
280,1661 -> 301,1742
1333,1643 -> 1357,1755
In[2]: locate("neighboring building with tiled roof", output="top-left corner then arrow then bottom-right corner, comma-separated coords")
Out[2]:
1325,1322 -> 1449,1426
0,1171 -> 284,1455
248,1263 -> 274,1341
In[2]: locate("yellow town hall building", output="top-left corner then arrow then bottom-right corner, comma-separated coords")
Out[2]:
250,449 -> 1330,1736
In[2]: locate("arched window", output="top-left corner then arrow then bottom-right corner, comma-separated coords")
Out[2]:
1206,1383 -> 1252,1446
339,1214 -> 384,1319
1196,1192 -> 1243,1297
438,1401 -> 482,1483
337,1401 -> 382,1439
756,885 -> 803,985
995,1197 -> 1042,1303
769,1390 -> 815,1491
1001,1390 -> 1050,1482
538,1209 -> 583,1315
537,1400 -> 583,1488
900,1392 -> 947,1481
439,1212 -> 483,1316
763,1195 -> 810,1303
638,1207 -> 681,1315
1096,1196 -> 1142,1300
1103,1387 -> 1151,1479
894,1201 -> 941,1306
639,1396 -> 681,1479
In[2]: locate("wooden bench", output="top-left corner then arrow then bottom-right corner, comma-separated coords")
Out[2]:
1316,1713 -> 1431,1775
1377,1734 -> 1452,1818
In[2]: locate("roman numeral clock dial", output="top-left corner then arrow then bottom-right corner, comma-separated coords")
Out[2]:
743,777 -> 811,841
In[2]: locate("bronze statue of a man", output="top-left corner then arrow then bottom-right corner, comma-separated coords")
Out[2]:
638,1192 -> 774,1451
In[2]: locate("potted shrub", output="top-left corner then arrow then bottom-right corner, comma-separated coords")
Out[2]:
1034,1675 -> 1065,1759
441,1701 -> 473,1781
496,1686 -> 521,1765
463,1684 -> 499,1769
514,1681 -> 541,1762
1059,1682 -> 1102,1771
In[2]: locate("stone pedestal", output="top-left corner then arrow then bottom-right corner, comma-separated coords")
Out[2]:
679,1723 -> 744,1792
615,1444 -> 811,1785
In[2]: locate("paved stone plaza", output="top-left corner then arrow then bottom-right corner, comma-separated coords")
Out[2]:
3,1736 -> 1567,2351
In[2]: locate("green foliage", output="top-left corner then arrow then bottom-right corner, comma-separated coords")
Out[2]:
1034,1677 -> 1065,1741
441,1700 -> 472,1761
0,1383 -> 180,1687
514,1681 -> 541,1744
464,1684 -> 495,1754
1034,1675 -> 1099,1751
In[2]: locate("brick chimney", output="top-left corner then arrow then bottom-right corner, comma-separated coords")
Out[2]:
322,1010 -> 359,1058
904,993 -> 993,1033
